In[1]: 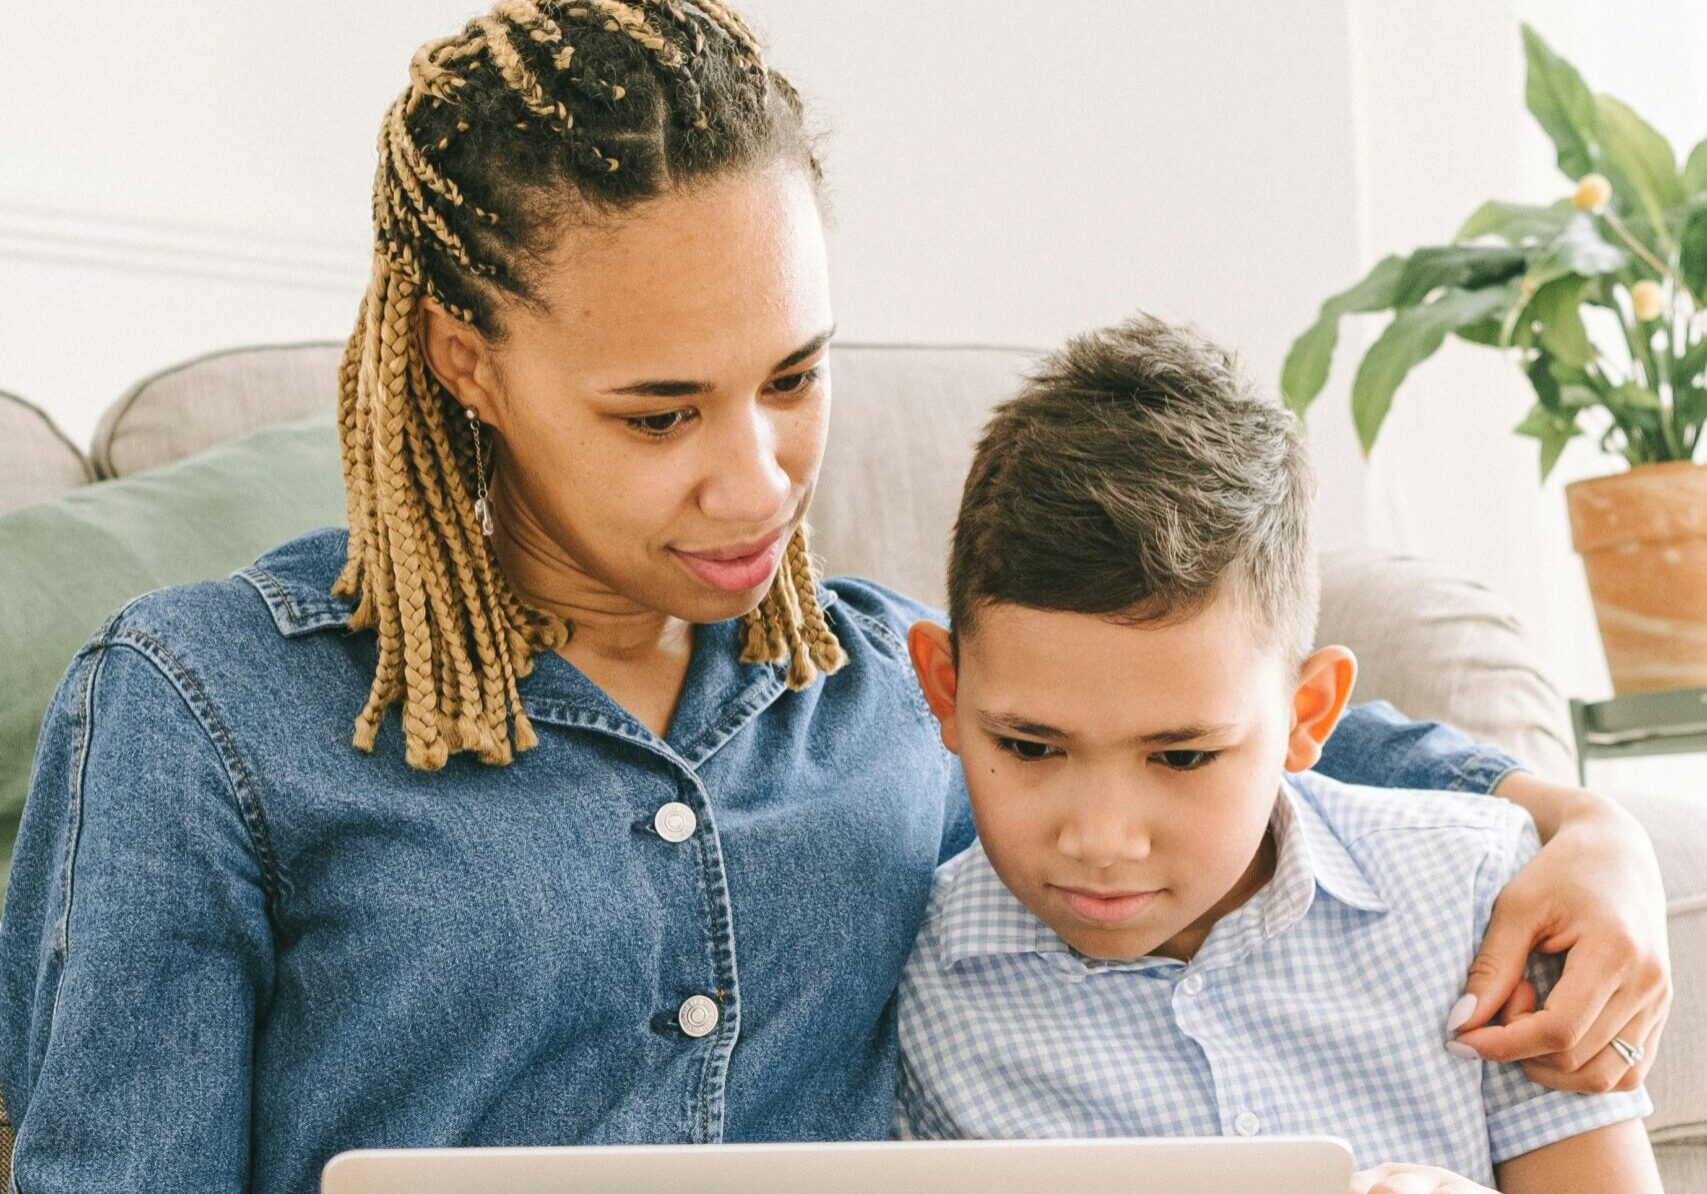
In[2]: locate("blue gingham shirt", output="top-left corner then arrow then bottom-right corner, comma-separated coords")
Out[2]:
896,771 -> 1651,1182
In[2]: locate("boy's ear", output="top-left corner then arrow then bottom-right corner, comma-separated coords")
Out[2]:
906,621 -> 962,754
1285,645 -> 1357,773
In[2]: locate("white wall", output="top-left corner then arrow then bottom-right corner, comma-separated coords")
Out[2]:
4,1 -> 1704,725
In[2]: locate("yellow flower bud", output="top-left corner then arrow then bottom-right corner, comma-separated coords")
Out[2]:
1631,279 -> 1665,322
1573,173 -> 1612,212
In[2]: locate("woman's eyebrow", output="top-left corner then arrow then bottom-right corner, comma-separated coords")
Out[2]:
603,325 -> 836,397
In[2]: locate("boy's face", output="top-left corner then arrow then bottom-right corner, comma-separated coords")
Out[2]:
909,593 -> 1353,963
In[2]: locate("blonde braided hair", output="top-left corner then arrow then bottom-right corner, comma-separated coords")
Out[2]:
335,0 -> 843,771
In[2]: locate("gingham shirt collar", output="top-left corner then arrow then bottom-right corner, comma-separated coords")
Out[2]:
937,777 -> 1388,973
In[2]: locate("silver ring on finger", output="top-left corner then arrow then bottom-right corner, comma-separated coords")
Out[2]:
1610,1035 -> 1644,1067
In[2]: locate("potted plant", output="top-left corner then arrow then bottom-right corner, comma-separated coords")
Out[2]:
1284,24 -> 1707,696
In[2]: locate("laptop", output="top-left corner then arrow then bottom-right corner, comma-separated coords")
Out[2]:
322,1136 -> 1355,1193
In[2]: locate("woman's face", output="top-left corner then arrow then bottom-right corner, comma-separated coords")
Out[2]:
434,163 -> 834,626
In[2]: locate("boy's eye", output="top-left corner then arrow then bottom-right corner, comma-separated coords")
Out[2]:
1153,749 -> 1219,771
626,409 -> 695,437
996,736 -> 1062,762
771,365 -> 823,394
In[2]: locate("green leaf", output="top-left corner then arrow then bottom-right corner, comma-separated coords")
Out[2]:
1526,276 -> 1596,367
1392,246 -> 1528,307
1545,359 -> 1606,407
1538,431 -> 1575,481
1524,212 -> 1629,292
1685,137 -> 1707,196
1526,353 -> 1563,411
1612,381 -> 1662,410
1676,333 -> 1707,388
1594,94 -> 1684,236
1455,318 -> 1505,347
1513,399 -> 1579,481
1676,384 -> 1707,427
1281,254 -> 1407,414
1681,203 -> 1707,302
1522,24 -> 1599,180
1456,199 -> 1573,245
1350,283 -> 1519,453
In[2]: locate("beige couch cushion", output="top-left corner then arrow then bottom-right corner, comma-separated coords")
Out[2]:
1316,549 -> 1578,784
0,391 -> 92,515
91,342 -> 341,478
812,342 -> 1039,607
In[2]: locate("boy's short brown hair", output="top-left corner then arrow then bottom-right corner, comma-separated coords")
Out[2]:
947,314 -> 1318,665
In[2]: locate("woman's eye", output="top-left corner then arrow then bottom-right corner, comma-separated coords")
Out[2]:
1154,749 -> 1219,772
771,365 -> 823,395
996,737 -> 1061,762
626,410 -> 694,437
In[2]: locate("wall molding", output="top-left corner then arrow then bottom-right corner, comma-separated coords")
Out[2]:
0,200 -> 369,294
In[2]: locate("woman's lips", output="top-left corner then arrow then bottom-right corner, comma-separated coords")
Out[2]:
1056,886 -> 1162,924
671,530 -> 786,593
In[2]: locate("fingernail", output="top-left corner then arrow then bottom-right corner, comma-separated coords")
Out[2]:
1445,1040 -> 1480,1061
1446,993 -> 1477,1032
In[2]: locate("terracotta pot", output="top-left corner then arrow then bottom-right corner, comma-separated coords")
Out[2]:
1566,460 -> 1707,695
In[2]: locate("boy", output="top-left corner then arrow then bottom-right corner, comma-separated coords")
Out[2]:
896,316 -> 1659,1192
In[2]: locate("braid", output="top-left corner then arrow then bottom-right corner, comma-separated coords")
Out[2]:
337,0 -> 838,768
787,529 -> 848,676
734,528 -> 845,691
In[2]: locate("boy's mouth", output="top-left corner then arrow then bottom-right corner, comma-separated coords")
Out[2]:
1052,885 -> 1163,924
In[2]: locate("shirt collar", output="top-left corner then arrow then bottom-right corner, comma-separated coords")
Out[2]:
235,526 -> 837,764
1281,774 -> 1388,915
936,775 -> 1386,973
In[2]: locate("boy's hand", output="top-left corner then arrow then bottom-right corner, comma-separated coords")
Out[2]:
1451,774 -> 1670,1093
1351,1162 -> 1494,1194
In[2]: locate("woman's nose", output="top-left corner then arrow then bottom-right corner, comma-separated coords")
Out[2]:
700,407 -> 792,525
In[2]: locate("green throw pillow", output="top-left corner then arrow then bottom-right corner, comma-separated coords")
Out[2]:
0,412 -> 345,900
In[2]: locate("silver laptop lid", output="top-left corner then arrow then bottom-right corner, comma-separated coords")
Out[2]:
322,1136 -> 1355,1194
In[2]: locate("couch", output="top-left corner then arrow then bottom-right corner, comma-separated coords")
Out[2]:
2,342 -> 1703,1187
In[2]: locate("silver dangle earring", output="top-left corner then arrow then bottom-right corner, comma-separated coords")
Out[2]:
464,407 -> 495,537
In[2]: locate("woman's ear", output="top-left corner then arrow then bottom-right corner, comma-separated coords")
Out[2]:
418,298 -> 501,423
1285,645 -> 1357,773
906,621 -> 962,754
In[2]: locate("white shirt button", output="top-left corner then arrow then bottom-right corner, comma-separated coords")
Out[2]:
1233,1111 -> 1262,1136
653,802 -> 697,843
677,995 -> 719,1038
1180,973 -> 1205,996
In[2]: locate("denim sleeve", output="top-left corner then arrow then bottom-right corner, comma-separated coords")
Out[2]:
1315,701 -> 1526,795
0,637 -> 273,1192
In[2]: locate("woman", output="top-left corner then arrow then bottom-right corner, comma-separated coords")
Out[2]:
0,3 -> 1669,1192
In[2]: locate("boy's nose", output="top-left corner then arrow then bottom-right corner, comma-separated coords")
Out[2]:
1056,789 -> 1152,869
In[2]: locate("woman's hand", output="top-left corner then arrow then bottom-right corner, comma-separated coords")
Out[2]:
1351,1163 -> 1494,1194
1451,773 -> 1670,1093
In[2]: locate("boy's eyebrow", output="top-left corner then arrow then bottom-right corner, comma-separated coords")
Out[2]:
1135,723 -> 1238,746
603,325 -> 836,397
978,712 -> 1069,740
977,712 -> 1237,746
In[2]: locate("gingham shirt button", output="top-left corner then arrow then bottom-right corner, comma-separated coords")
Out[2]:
1180,973 -> 1205,996
1233,1111 -> 1262,1136
677,995 -> 719,1038
653,802 -> 697,843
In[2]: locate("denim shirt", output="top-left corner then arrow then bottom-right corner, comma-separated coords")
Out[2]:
0,527 -> 1520,1193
